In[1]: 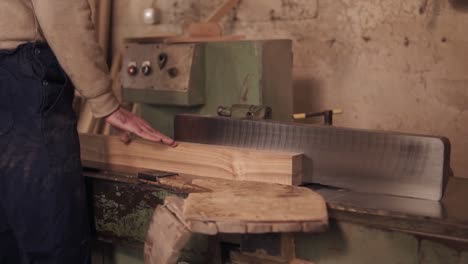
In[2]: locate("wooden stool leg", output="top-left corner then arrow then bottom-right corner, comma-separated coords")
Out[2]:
230,234 -> 315,264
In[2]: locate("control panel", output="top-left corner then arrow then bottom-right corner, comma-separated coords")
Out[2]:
121,43 -> 205,106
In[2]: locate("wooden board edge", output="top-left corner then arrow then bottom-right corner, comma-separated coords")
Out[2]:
292,154 -> 303,186
185,220 -> 328,235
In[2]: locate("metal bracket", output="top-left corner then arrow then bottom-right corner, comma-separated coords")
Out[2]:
137,170 -> 178,183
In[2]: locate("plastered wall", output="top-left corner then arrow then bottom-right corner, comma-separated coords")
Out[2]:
112,0 -> 468,178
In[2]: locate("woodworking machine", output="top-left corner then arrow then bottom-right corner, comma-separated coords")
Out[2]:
84,39 -> 468,262
120,39 -> 293,136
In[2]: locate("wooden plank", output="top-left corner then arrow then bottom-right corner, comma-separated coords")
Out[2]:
80,133 -> 303,185
142,175 -> 328,235
182,178 -> 328,235
123,34 -> 178,43
187,22 -> 222,37
144,206 -> 192,264
164,196 -> 186,225
206,0 -> 240,23
164,35 -> 245,44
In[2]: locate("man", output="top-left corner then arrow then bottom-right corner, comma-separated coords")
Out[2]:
0,1 -> 176,263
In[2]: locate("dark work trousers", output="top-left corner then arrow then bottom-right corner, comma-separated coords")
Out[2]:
0,42 -> 90,263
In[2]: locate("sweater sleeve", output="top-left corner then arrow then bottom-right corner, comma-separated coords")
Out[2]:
31,0 -> 119,118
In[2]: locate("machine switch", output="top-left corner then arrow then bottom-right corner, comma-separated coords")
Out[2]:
168,67 -> 179,78
127,62 -> 138,76
158,53 -> 168,69
141,61 -> 152,76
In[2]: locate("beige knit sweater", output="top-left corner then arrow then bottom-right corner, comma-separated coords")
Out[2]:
0,0 -> 119,117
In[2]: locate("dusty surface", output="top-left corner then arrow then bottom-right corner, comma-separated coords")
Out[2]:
112,0 -> 468,178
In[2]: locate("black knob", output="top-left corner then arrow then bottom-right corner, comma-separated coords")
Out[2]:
168,67 -> 179,78
158,53 -> 168,69
142,65 -> 152,76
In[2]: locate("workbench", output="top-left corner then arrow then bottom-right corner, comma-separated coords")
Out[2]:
84,168 -> 468,263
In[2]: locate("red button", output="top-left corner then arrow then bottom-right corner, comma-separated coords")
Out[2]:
127,65 -> 138,76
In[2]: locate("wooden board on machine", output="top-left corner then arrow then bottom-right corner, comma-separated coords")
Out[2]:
161,178 -> 328,235
79,133 -> 303,185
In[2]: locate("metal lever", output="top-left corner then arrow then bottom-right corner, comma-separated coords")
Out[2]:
137,170 -> 178,183
217,104 -> 272,120
158,53 -> 168,70
292,109 -> 343,125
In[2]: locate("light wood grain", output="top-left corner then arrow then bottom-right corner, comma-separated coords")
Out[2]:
182,178 -> 328,235
187,22 -> 222,37
207,0 -> 240,23
80,133 -> 303,185
137,175 -> 327,235
144,205 -> 192,264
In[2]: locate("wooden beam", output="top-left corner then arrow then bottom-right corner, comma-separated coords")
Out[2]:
187,22 -> 222,37
80,134 -> 303,185
207,0 -> 240,23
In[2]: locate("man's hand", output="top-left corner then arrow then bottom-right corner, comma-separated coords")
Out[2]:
105,107 -> 177,147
